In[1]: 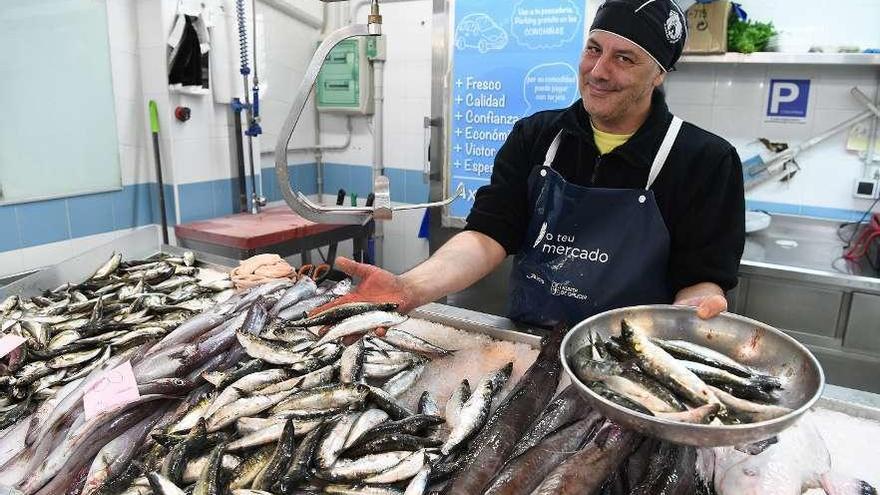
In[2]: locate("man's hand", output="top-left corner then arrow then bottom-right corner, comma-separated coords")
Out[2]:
674,282 -> 728,319
309,257 -> 422,317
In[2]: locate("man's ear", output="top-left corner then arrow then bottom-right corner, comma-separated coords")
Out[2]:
653,68 -> 666,88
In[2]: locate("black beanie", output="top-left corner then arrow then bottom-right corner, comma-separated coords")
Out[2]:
590,0 -> 688,71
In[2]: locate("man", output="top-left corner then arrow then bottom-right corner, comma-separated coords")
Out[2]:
322,0 -> 745,325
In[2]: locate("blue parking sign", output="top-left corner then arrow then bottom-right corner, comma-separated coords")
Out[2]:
766,79 -> 810,121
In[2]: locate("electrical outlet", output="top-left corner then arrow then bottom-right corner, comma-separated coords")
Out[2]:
853,178 -> 879,199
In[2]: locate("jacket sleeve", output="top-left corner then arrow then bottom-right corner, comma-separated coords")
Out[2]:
464,120 -> 535,255
668,145 -> 745,294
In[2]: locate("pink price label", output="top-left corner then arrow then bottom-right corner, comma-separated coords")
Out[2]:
0,335 -> 26,359
83,360 -> 140,420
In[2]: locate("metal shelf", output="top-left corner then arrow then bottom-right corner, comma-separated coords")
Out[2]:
679,52 -> 880,66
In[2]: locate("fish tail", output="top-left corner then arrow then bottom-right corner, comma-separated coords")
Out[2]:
820,472 -> 878,495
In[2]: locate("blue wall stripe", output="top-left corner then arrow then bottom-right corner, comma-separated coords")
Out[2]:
0,207 -> 21,252
16,199 -> 70,248
68,191 -> 115,238
3,163 -> 874,254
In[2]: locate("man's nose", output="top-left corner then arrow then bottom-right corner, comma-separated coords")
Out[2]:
590,53 -> 613,80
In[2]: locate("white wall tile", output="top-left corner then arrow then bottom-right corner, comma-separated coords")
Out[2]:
115,98 -> 146,148
714,65 -> 767,108
815,67 -> 880,111
666,103 -> 713,129
664,65 -> 716,105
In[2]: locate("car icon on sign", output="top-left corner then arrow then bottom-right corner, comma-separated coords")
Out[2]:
455,14 -> 508,53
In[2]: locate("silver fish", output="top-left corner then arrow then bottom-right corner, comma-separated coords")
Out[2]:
47,346 -> 104,369
255,363 -> 337,396
261,324 -> 318,344
379,328 -> 453,357
418,391 -> 440,416
206,389 -> 297,432
252,419 -> 297,491
48,329 -> 81,350
343,409 -> 390,450
363,361 -> 414,379
229,445 -> 274,489
181,455 -> 241,483
403,464 -> 431,495
90,253 -> 122,279
445,379 -> 471,429
317,413 -> 362,469
320,451 -> 412,482
317,311 -> 409,345
620,319 -> 722,408
204,368 -> 291,418
272,384 -> 370,414
340,338 -> 366,384
709,386 -> 792,422
441,362 -> 512,455
198,278 -> 235,292
147,471 -> 186,495
236,332 -> 311,365
269,277 -> 318,317
364,449 -> 427,484
382,363 -> 426,398
277,294 -> 334,321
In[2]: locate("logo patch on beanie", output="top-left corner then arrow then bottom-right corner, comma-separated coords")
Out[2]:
665,10 -> 683,43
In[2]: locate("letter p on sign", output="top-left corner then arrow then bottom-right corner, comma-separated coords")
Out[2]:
767,79 -> 810,120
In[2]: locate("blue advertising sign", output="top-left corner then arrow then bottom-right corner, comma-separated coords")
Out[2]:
448,0 -> 588,220
766,79 -> 811,121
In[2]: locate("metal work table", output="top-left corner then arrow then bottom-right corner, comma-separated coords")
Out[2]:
173,206 -> 374,263
729,214 -> 880,393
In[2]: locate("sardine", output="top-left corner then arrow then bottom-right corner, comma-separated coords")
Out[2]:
261,323 -> 318,344
403,464 -> 431,495
229,417 -> 325,450
292,302 -> 400,328
229,445 -> 274,489
316,413 -> 361,469
147,471 -> 186,495
206,389 -> 297,432
255,363 -> 338,395
237,332 -> 312,365
252,419 -> 297,491
418,391 -> 440,416
90,253 -> 122,279
364,449 -> 427,484
277,294 -> 334,322
653,338 -> 782,387
445,379 -> 471,429
441,362 -> 512,455
344,433 -> 441,458
272,384 -> 370,414
276,423 -> 325,493
318,311 -> 409,345
340,338 -> 366,384
204,368 -> 290,418
270,277 -> 318,316
709,385 -> 792,422
162,418 -> 208,484
382,363 -> 426,397
682,360 -> 781,403
620,319 -> 722,408
379,328 -> 453,357
319,451 -> 413,482
181,454 -> 241,483
343,409 -> 391,450
192,441 -> 226,495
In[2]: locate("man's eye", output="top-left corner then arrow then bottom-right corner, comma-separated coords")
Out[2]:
586,46 -> 600,54
617,55 -> 633,64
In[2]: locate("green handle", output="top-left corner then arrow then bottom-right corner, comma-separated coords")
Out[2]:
350,193 -> 358,207
149,100 -> 160,133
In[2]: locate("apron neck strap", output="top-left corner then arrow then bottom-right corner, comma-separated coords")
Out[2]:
646,116 -> 683,190
543,130 -> 565,168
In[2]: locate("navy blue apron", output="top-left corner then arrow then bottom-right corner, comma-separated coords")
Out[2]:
508,116 -> 684,326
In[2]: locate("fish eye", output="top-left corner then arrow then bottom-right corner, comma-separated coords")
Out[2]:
743,467 -> 759,477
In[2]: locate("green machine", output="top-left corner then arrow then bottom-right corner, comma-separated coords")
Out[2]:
316,36 -> 383,115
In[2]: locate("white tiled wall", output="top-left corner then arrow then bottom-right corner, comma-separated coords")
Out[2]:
664,63 -> 880,214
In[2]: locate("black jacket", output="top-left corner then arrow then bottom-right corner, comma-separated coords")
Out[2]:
465,90 -> 745,294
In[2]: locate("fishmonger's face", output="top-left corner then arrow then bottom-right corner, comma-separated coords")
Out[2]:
579,31 -> 665,123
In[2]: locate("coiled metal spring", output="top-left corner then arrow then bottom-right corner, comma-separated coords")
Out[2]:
236,0 -> 250,75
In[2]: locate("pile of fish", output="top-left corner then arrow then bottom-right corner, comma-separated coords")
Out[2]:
569,319 -> 792,425
0,252 -> 236,429
0,264 -> 354,494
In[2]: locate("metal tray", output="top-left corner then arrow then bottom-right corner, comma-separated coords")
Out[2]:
560,304 -> 825,447
0,228 -> 240,299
